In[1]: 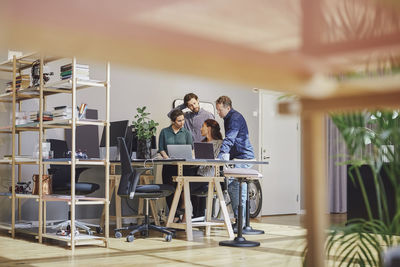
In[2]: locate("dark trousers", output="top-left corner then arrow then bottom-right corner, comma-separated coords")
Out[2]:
162,165 -> 206,216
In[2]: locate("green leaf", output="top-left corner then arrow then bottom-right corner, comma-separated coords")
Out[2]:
131,106 -> 158,141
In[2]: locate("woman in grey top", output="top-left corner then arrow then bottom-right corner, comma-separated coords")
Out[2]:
190,119 -> 224,218
197,119 -> 223,176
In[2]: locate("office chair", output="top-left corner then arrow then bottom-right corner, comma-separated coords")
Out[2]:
47,139 -> 102,235
114,137 -> 175,242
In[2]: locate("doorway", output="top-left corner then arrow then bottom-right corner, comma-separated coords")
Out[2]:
259,90 -> 301,215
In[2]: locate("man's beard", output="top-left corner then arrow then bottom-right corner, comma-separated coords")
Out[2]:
192,107 -> 200,113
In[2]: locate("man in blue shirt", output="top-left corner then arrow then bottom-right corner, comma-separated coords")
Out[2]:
216,96 -> 255,228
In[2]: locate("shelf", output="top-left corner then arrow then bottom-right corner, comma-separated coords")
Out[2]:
76,159 -> 106,166
15,159 -> 39,165
0,192 -> 39,199
43,195 -> 107,205
43,159 -> 106,166
0,158 -> 38,164
0,86 -> 62,102
42,233 -> 106,246
0,223 -> 11,231
45,79 -> 106,90
0,53 -> 61,72
13,119 -> 106,132
16,194 -> 39,199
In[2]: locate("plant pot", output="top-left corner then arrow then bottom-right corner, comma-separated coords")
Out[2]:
137,139 -> 152,159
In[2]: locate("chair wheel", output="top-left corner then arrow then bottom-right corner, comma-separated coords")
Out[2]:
115,231 -> 122,238
140,230 -> 147,237
126,235 -> 134,242
96,227 -> 103,234
165,234 -> 172,242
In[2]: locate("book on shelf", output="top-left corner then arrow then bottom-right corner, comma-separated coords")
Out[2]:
60,63 -> 89,71
60,69 -> 89,76
15,111 -> 33,125
60,75 -> 90,80
29,111 -> 53,122
5,77 -> 30,92
60,63 -> 90,80
51,106 -> 72,119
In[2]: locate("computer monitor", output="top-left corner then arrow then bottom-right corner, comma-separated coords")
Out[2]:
100,120 -> 129,147
65,109 -> 100,158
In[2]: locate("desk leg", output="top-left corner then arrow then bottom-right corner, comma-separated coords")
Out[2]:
149,200 -> 160,226
183,180 -> 193,241
205,180 -> 214,236
166,181 -> 183,227
215,181 -> 234,239
114,175 -> 122,229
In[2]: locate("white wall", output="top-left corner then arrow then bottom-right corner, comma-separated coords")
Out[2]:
0,59 -> 259,222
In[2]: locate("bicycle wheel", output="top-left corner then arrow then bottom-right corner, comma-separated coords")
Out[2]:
248,180 -> 262,218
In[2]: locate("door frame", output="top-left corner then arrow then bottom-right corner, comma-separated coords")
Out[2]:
258,89 -> 302,215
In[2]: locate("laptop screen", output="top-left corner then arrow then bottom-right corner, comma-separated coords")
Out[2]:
194,142 -> 214,159
167,144 -> 193,159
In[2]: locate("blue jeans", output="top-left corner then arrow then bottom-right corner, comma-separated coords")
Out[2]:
228,162 -> 253,226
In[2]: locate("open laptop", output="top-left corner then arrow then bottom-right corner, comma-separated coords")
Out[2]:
194,142 -> 214,159
167,144 -> 193,159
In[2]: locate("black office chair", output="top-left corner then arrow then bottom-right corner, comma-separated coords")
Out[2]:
47,139 -> 101,235
114,137 -> 175,242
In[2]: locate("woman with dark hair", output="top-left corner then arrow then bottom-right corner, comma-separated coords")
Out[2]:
197,119 -> 223,176
158,109 -> 193,214
201,119 -> 223,151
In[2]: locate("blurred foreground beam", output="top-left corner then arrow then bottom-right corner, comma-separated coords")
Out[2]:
279,90 -> 400,115
279,89 -> 400,267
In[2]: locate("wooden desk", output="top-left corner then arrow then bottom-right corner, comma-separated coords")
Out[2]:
100,163 -> 160,229
103,159 -> 267,241
165,160 -> 233,241
165,159 -> 267,241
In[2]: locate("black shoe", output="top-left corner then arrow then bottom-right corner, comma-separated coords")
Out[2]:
231,222 -> 238,233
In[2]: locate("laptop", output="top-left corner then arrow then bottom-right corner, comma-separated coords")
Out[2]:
167,144 -> 193,159
194,142 -> 214,159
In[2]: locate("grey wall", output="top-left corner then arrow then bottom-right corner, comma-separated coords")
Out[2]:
0,60 -> 259,222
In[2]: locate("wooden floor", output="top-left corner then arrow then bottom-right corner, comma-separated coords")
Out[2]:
0,214 -> 346,267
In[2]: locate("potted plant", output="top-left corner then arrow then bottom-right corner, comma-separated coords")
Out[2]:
132,106 -> 159,159
302,110 -> 400,266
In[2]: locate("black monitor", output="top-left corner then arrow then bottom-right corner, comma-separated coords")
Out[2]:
126,127 -> 157,152
65,109 -> 100,158
100,120 -> 129,147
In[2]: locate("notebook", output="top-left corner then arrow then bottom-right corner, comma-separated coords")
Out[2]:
194,142 -> 215,159
167,144 -> 193,159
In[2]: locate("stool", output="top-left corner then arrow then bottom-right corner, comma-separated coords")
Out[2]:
219,168 -> 263,247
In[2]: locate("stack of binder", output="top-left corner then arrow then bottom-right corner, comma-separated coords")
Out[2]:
60,63 -> 90,80
30,111 -> 53,122
5,75 -> 30,92
52,106 -> 72,120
